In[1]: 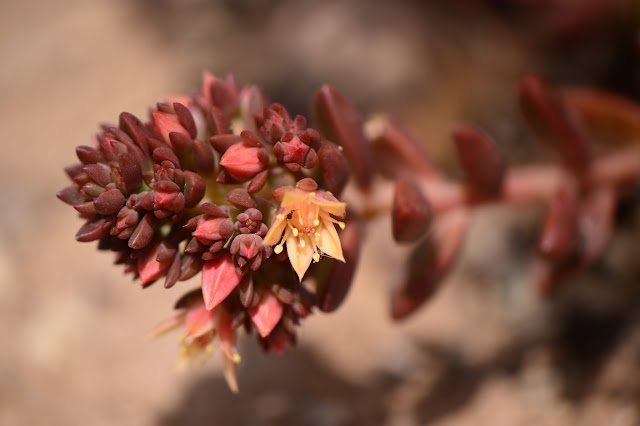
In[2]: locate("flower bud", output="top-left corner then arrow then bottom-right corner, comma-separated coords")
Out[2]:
152,111 -> 191,147
273,134 -> 318,171
234,208 -> 267,235
219,142 -> 268,182
230,234 -> 271,275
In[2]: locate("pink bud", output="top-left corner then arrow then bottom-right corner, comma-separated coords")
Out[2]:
192,217 -> 234,245
219,142 -> 268,182
202,73 -> 238,116
152,111 -> 190,146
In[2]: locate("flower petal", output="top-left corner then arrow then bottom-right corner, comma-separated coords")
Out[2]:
263,214 -> 287,246
202,254 -> 242,310
184,305 -> 215,338
281,190 -> 308,208
312,199 -> 347,218
218,311 -> 241,363
222,354 -> 239,394
286,233 -> 314,281
316,219 -> 345,262
146,312 -> 186,340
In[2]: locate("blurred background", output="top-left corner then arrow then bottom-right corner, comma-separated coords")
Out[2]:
1,0 -> 639,425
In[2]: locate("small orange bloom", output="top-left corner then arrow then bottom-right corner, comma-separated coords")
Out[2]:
263,179 -> 346,281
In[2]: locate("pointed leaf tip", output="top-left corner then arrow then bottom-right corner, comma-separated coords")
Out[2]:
202,254 -> 242,311
249,291 -> 283,338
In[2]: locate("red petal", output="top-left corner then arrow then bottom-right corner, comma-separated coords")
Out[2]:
217,311 -> 239,362
249,291 -> 283,338
202,254 -> 242,310
184,305 -> 215,338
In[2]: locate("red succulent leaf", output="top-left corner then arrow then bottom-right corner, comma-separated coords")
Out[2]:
392,176 -> 432,243
317,140 -> 349,196
57,185 -> 87,206
94,189 -> 126,215
317,214 -> 362,313
226,188 -> 258,209
391,209 -> 468,320
183,171 -> 206,208
128,213 -> 157,249
249,291 -> 284,338
519,75 -> 593,172
369,118 -> 440,179
138,242 -> 172,286
75,216 -> 114,242
564,87 -> 640,146
202,254 -> 242,311
172,102 -> 198,139
312,85 -> 373,189
452,126 -> 506,201
538,183 -> 580,261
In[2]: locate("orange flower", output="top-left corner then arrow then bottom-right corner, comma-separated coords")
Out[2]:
263,179 -> 346,281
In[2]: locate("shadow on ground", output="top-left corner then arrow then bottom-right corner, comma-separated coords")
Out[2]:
157,290 -> 640,426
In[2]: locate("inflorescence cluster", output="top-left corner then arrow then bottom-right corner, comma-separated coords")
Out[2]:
58,72 -> 640,391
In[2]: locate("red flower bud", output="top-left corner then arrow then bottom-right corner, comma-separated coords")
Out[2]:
152,111 -> 190,146
219,142 -> 268,182
273,134 -> 318,171
192,217 -> 234,245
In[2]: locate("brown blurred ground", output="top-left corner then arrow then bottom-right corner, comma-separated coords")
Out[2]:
1,1 -> 639,425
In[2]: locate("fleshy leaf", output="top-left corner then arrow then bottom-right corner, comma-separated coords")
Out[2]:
249,291 -> 283,338
202,254 -> 242,311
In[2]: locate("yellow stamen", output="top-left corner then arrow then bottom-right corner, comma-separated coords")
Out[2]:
309,192 -> 316,199
312,253 -> 320,263
232,353 -> 242,363
299,239 -> 306,248
292,228 -> 299,237
277,214 -> 285,220
313,219 -> 320,227
274,244 -> 283,254
338,221 -> 345,230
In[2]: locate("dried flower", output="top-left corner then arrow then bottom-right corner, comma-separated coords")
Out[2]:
148,291 -> 241,392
